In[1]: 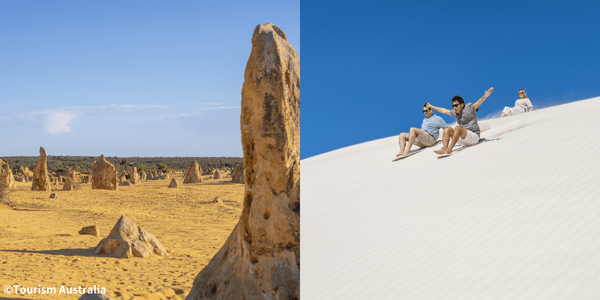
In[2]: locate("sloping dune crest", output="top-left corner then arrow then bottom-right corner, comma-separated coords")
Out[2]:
302,97 -> 600,299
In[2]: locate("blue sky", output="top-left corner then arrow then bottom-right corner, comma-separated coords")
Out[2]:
0,0 -> 299,157
301,0 -> 600,158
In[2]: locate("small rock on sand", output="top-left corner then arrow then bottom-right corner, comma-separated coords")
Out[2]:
79,225 -> 99,237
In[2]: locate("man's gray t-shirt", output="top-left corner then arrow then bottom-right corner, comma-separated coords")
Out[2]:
450,103 -> 480,137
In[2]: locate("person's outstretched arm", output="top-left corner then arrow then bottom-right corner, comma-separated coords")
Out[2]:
426,103 -> 453,116
474,87 -> 494,110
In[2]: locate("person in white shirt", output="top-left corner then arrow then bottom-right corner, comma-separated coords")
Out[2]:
501,89 -> 533,117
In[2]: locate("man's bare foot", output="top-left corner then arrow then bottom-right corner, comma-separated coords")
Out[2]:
434,148 -> 451,155
396,152 -> 405,157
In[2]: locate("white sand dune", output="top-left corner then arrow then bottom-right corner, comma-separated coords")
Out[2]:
302,97 -> 600,299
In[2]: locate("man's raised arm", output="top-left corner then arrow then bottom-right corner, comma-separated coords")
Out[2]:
474,87 -> 494,110
427,103 -> 453,116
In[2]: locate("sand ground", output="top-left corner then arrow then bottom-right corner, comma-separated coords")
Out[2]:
1,172 -> 244,300
302,97 -> 600,299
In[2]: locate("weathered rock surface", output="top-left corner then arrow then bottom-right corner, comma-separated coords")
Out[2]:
79,225 -> 99,236
0,159 -> 15,189
19,166 -> 34,178
63,169 -> 76,191
212,196 -> 223,204
49,193 -> 58,199
187,23 -> 300,300
183,160 -> 203,183
140,171 -> 147,181
93,215 -> 168,258
31,147 -> 52,191
130,167 -> 140,184
119,181 -> 132,187
213,170 -> 222,179
168,178 -> 179,188
230,163 -> 244,183
78,293 -> 114,300
91,155 -> 118,191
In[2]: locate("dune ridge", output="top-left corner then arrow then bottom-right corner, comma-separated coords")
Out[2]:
302,97 -> 600,299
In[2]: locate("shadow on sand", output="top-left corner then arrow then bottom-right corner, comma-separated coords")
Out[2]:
201,181 -> 241,186
0,247 -> 96,257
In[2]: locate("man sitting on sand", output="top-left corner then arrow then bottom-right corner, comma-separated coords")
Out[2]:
396,104 -> 448,157
427,87 -> 494,155
501,89 -> 533,117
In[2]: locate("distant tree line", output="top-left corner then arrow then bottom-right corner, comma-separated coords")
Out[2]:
0,156 -> 243,174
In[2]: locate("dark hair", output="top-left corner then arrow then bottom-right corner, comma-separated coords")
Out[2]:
451,96 -> 464,105
423,103 -> 429,108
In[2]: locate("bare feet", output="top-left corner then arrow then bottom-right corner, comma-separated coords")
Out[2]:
396,152 -> 405,157
434,148 -> 451,155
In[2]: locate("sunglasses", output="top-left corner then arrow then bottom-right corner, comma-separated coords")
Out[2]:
422,109 -> 430,113
519,92 -> 525,95
452,104 -> 460,108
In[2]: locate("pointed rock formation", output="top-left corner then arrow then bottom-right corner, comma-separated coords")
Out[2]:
230,163 -> 244,183
140,171 -> 147,181
63,169 -> 76,191
129,167 -> 140,184
91,155 -> 118,191
0,159 -> 15,189
93,215 -> 168,258
19,166 -> 34,178
183,160 -> 203,183
31,147 -> 51,191
187,23 -> 300,300
213,170 -> 222,179
168,178 -> 179,188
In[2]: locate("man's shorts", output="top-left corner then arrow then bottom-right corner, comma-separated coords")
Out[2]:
415,129 -> 436,147
457,129 -> 480,146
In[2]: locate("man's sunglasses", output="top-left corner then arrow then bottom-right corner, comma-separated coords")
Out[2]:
422,109 -> 430,113
452,104 -> 460,108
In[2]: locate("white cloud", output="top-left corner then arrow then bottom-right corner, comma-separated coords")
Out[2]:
84,104 -> 170,112
44,111 -> 79,134
161,106 -> 240,118
15,104 -> 170,134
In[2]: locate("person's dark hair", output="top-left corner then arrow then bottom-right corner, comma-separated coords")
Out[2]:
451,96 -> 464,105
423,103 -> 429,108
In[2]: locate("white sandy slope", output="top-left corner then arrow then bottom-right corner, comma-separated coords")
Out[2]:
301,97 -> 600,299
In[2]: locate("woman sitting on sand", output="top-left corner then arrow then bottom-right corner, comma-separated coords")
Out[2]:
501,89 -> 533,117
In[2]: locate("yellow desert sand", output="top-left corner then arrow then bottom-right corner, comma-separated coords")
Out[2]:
1,172 -> 243,300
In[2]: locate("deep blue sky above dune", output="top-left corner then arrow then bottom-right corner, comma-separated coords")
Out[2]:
0,0 -> 299,157
301,0 -> 600,158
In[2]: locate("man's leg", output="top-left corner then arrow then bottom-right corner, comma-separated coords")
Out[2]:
448,125 -> 468,152
434,126 -> 454,154
397,132 -> 409,157
402,127 -> 420,155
